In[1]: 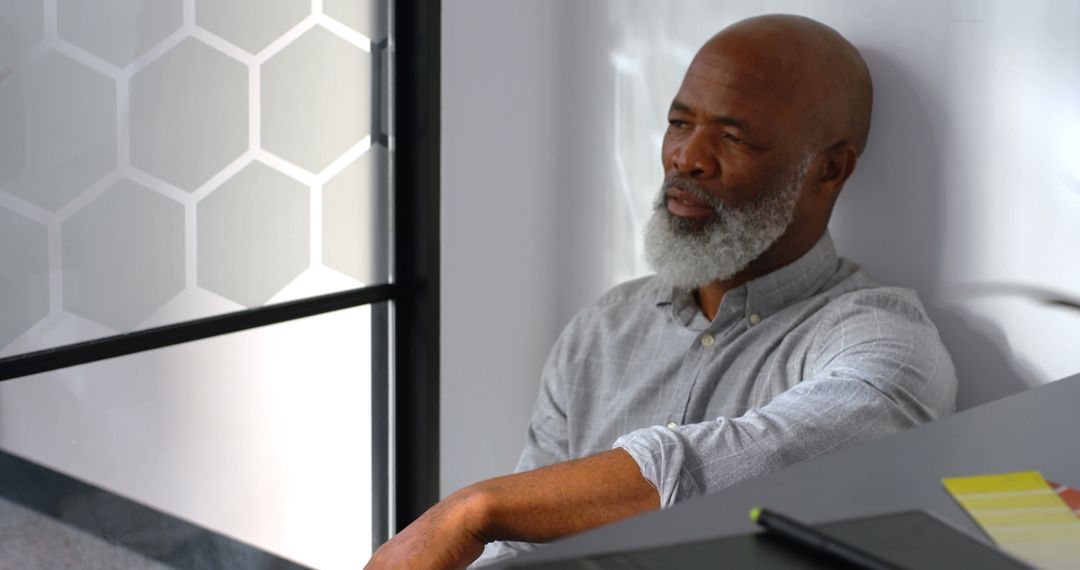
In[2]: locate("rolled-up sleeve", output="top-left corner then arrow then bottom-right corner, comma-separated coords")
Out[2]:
614,291 -> 957,508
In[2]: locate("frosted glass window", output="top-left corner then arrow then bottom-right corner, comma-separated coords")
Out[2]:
0,303 -> 377,569
0,2 -> 391,568
0,1 -> 389,355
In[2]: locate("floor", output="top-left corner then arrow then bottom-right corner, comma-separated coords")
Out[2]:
0,496 -> 171,570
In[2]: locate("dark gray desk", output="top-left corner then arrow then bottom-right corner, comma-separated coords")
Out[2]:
494,373 -> 1080,567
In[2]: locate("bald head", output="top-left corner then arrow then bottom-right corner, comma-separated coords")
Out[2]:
702,14 -> 873,155
654,14 -> 874,292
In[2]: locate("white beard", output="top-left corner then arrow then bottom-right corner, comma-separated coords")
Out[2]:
643,154 -> 811,289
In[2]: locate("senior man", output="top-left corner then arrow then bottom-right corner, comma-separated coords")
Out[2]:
367,13 -> 957,569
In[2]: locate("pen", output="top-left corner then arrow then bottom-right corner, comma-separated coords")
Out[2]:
750,507 -> 901,570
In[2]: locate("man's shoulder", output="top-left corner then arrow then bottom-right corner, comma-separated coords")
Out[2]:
557,275 -> 665,338
818,262 -> 938,333
544,276 -> 666,367
591,274 -> 666,308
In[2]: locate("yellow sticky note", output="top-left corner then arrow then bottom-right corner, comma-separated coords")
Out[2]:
944,470 -> 1050,495
944,471 -> 1080,570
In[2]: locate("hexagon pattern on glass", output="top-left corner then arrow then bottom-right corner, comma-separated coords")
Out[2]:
195,0 -> 309,54
0,208 -> 49,347
324,146 -> 387,284
262,26 -> 370,173
0,51 -> 117,212
62,179 -> 185,331
130,38 -> 248,191
1,4 -> 388,563
57,0 -> 183,67
198,162 -> 310,307
0,4 -> 386,353
324,0 -> 387,41
0,2 -> 44,70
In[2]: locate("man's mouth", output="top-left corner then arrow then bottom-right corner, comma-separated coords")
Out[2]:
665,187 -> 716,219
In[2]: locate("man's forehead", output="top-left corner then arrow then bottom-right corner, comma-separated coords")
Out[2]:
681,57 -> 772,97
691,37 -> 808,89
674,48 -> 796,117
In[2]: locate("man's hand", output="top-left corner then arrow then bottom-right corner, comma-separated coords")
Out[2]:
365,449 -> 659,569
365,488 -> 490,569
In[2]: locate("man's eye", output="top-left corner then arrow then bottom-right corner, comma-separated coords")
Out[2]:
722,133 -> 744,145
668,119 -> 688,128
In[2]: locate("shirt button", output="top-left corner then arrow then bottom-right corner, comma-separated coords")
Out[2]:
666,422 -> 678,429
700,334 -> 715,347
749,313 -> 762,325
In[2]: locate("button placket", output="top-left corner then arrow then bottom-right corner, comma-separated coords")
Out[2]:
673,329 -> 714,431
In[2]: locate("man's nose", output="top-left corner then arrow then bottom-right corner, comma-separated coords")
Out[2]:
671,131 -> 718,178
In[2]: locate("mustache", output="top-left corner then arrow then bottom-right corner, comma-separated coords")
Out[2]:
657,174 -> 723,212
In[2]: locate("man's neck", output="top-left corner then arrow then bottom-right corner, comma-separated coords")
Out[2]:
696,275 -> 762,321
694,228 -> 825,320
694,285 -> 727,321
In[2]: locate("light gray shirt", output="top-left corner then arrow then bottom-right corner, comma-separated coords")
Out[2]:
479,233 -> 957,564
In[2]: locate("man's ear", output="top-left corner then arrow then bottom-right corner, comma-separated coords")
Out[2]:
815,143 -> 858,197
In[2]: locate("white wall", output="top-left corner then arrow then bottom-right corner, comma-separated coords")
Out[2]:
441,0 -> 1080,495
440,0 -> 566,496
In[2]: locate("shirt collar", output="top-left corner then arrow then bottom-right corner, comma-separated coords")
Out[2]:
655,232 -> 840,329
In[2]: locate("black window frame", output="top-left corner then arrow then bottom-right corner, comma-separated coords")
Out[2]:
0,0 -> 439,562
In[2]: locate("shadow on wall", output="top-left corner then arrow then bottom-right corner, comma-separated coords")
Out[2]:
942,284 -> 1080,405
828,48 -> 1030,411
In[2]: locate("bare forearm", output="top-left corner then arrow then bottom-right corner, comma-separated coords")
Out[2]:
465,448 -> 660,544
366,449 -> 658,569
